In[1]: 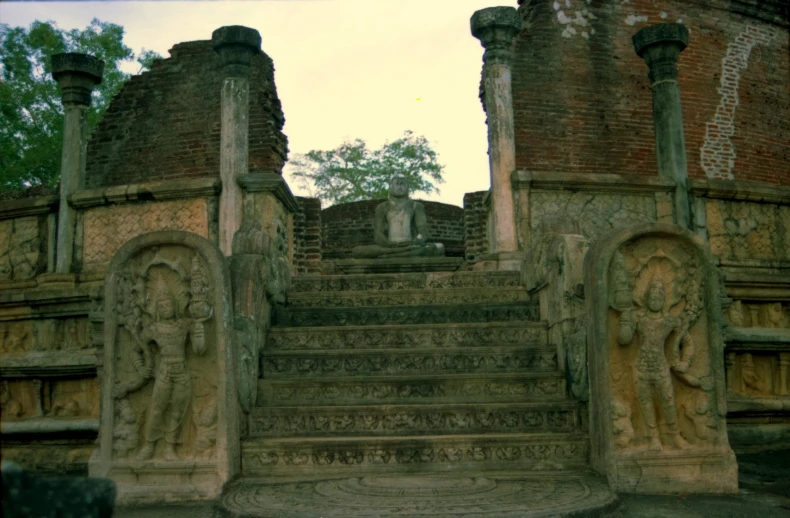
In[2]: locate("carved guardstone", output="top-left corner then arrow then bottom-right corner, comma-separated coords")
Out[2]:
585,223 -> 737,493
91,231 -> 237,504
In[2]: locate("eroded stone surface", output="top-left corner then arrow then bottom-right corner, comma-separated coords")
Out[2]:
221,473 -> 616,517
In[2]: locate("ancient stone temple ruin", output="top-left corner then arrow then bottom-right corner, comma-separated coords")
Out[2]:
1,1 -> 788,515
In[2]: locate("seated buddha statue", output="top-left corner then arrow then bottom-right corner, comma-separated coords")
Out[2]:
351,175 -> 445,258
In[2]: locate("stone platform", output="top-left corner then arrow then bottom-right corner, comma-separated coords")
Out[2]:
330,257 -> 464,274
219,472 -> 618,518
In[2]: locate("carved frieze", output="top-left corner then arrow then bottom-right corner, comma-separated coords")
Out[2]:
262,377 -> 565,405
262,349 -> 557,377
290,271 -> 521,293
250,407 -> 577,436
268,323 -> 547,351
241,439 -> 588,473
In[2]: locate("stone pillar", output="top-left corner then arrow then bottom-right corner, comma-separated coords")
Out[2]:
51,53 -> 103,273
633,23 -> 691,230
212,26 -> 261,256
471,7 -> 522,258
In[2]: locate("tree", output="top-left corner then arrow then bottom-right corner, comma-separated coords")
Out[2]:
288,130 -> 445,205
0,19 -> 161,193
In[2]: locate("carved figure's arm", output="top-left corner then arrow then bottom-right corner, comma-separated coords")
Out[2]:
617,309 -> 636,345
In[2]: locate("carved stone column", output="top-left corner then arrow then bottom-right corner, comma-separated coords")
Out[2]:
633,23 -> 691,230
471,7 -> 522,261
212,26 -> 261,256
51,53 -> 103,273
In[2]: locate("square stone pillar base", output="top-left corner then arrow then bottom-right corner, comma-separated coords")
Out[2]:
472,252 -> 524,271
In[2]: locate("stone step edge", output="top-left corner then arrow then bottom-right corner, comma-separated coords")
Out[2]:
285,286 -> 529,299
268,320 -> 548,335
243,432 -> 589,447
292,270 -> 521,283
259,371 -> 564,384
250,401 -> 582,414
263,345 -> 557,357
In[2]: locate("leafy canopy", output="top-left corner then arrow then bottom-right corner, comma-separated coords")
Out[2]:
0,19 -> 161,193
288,130 -> 445,205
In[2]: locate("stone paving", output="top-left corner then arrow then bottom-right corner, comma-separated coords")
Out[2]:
112,449 -> 790,518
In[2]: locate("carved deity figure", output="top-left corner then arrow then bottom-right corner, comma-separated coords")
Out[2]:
112,399 -> 139,459
134,295 -> 209,461
617,277 -> 691,452
193,403 -> 217,460
351,175 -> 444,258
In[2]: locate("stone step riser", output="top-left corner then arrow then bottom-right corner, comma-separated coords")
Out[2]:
262,348 -> 559,378
241,437 -> 589,476
285,288 -> 529,309
290,271 -> 522,293
249,405 -> 580,438
257,376 -> 567,406
268,323 -> 547,351
274,303 -> 540,328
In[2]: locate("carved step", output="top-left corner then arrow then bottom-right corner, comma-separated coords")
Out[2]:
249,402 -> 581,437
257,373 -> 567,406
290,271 -> 522,293
273,302 -> 540,327
241,433 -> 589,476
262,347 -> 558,378
285,286 -> 529,308
267,322 -> 547,351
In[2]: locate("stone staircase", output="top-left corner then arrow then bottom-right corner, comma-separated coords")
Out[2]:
241,270 -> 590,476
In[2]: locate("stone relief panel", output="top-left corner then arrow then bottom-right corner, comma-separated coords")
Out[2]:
0,318 -> 92,356
530,191 -> 657,242
0,380 -> 40,420
726,352 -> 789,397
0,216 -> 43,282
726,301 -> 790,328
49,378 -> 100,418
108,245 -> 217,462
83,199 -> 208,272
707,199 -> 790,263
586,224 -> 736,493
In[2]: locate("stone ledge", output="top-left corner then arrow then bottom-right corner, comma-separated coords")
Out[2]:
237,173 -> 299,213
0,417 -> 99,435
512,171 -> 676,193
0,349 -> 97,378
728,396 -> 790,413
0,195 -> 59,221
689,179 -> 790,204
69,178 -> 221,209
726,327 -> 790,351
331,257 -> 464,274
724,272 -> 790,300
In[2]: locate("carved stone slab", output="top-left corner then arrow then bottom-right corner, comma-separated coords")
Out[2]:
90,231 -> 237,504
585,223 -> 737,493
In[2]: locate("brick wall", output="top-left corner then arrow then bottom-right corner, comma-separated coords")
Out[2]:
511,0 -> 789,185
85,40 -> 288,188
463,191 -> 489,265
321,199 -> 465,259
293,196 -> 322,274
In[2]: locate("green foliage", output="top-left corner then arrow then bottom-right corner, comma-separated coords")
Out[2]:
0,19 -> 162,193
288,131 -> 445,205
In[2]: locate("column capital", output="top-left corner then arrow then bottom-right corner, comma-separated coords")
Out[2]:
471,7 -> 522,65
633,23 -> 688,84
51,53 -> 104,106
212,25 -> 262,77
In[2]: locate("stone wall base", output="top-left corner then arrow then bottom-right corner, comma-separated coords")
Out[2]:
609,450 -> 738,494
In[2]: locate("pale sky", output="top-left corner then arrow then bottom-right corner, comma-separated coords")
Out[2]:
0,0 -> 512,206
